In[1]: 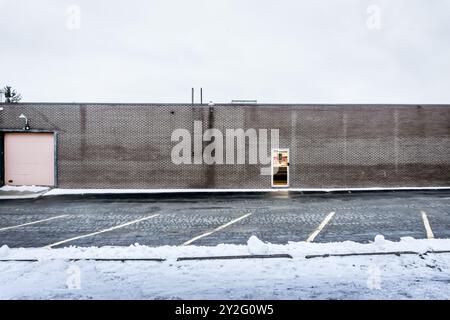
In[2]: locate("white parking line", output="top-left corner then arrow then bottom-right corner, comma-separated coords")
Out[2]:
183,213 -> 252,246
45,214 -> 160,248
421,210 -> 435,239
306,211 -> 336,243
0,215 -> 68,231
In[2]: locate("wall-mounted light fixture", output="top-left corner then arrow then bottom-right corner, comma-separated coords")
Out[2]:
19,114 -> 30,130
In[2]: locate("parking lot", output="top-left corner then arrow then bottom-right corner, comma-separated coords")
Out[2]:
0,191 -> 449,248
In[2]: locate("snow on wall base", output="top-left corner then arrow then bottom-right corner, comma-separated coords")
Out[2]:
43,186 -> 450,196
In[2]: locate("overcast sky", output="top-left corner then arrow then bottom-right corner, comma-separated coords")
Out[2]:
1,0 -> 450,104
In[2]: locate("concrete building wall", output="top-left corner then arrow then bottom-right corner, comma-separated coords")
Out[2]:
0,103 -> 449,188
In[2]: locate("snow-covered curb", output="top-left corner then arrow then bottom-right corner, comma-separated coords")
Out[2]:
0,185 -> 50,193
1,235 -> 450,261
0,186 -> 50,200
43,186 -> 450,196
0,186 -> 445,199
1,185 -> 448,199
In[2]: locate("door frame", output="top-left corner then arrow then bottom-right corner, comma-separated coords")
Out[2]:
0,129 -> 58,187
271,148 -> 289,188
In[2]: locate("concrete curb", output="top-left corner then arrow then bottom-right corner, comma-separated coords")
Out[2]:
177,254 -> 293,261
305,250 -> 450,259
0,254 -> 293,262
0,258 -> 166,262
0,186 -> 445,199
2,251 -> 450,263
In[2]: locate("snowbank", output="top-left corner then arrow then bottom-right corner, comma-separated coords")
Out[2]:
1,236 -> 449,261
0,185 -> 49,193
1,236 -> 450,299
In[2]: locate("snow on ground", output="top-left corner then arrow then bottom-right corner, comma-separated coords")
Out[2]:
0,185 -> 49,193
1,236 -> 450,299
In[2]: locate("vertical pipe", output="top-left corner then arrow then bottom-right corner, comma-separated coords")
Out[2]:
191,88 -> 194,104
200,87 -> 203,104
394,109 -> 399,173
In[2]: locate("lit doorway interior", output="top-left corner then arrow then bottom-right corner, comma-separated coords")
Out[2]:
272,149 -> 289,187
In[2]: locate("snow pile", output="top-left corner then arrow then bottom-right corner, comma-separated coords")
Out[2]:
0,245 -> 9,257
1,236 -> 450,299
0,235 -> 448,261
0,185 -> 49,193
247,235 -> 269,255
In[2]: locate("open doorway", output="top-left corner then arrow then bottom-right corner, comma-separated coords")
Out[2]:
271,149 -> 289,187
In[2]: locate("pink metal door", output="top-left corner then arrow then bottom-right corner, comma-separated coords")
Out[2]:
4,133 -> 55,186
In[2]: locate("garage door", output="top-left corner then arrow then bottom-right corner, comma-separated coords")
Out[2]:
4,133 -> 55,186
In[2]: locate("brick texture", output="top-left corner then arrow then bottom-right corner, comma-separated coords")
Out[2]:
0,103 -> 449,188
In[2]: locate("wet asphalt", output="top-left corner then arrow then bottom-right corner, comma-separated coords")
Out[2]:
0,191 -> 449,248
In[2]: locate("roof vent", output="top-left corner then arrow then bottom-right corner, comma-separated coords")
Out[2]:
231,100 -> 257,104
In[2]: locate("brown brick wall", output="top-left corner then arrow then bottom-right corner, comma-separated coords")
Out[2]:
0,103 -> 449,188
